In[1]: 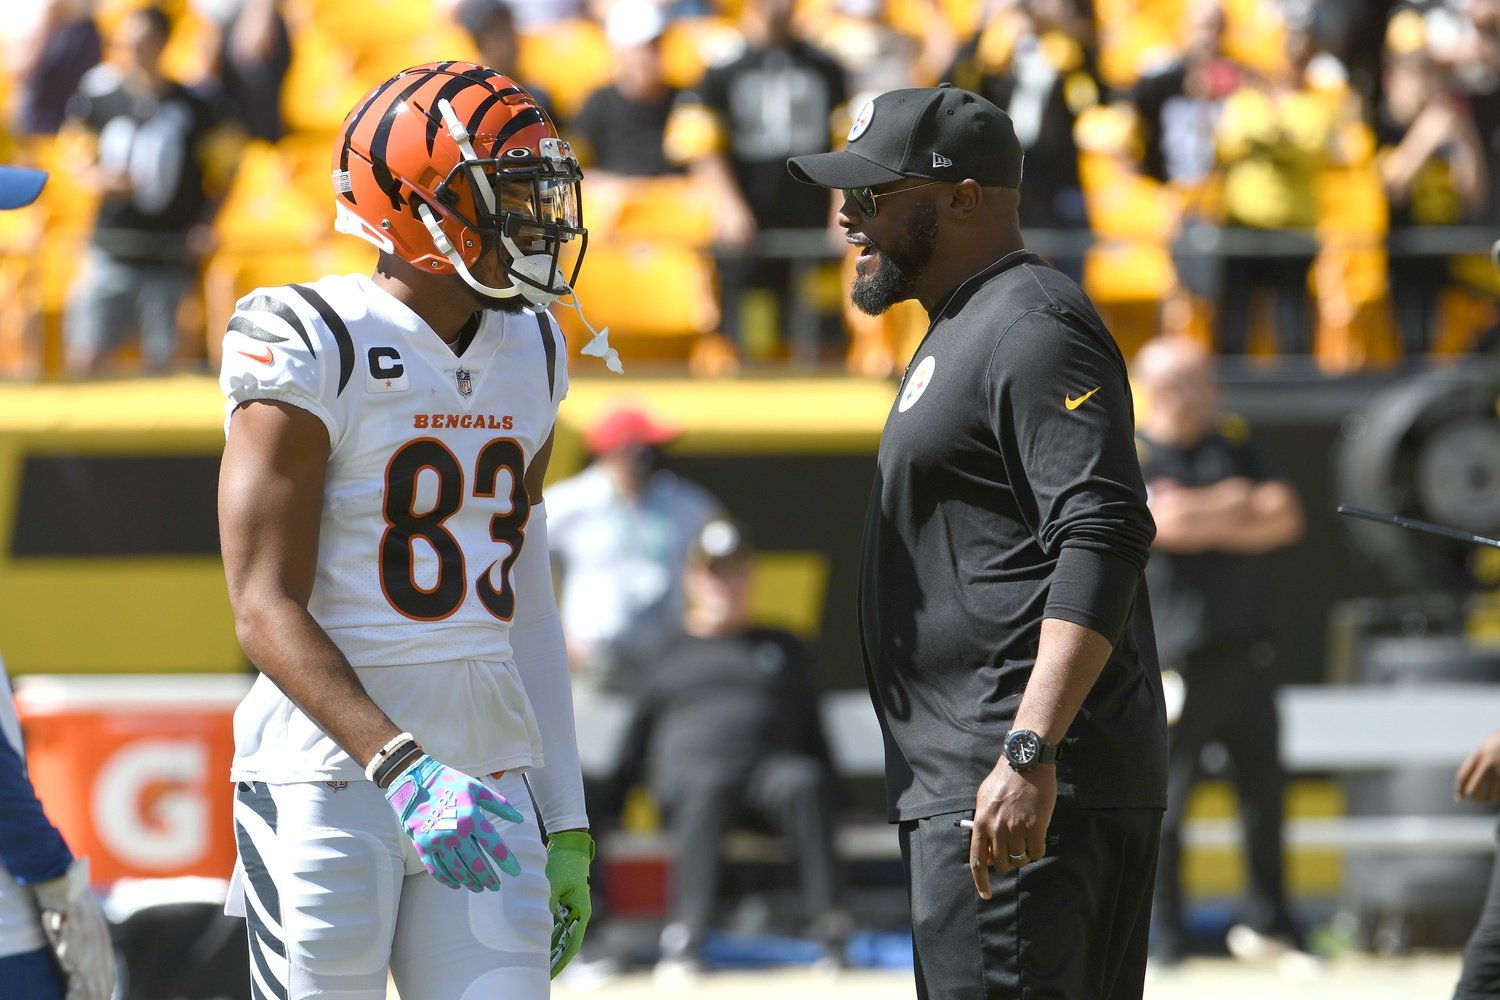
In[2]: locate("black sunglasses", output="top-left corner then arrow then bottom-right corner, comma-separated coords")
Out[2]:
842,180 -> 943,218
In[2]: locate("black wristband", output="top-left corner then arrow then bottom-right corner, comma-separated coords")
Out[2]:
372,740 -> 422,788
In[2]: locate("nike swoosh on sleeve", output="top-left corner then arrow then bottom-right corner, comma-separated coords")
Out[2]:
1064,386 -> 1102,410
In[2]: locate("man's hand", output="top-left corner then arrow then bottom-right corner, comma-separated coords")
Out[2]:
383,755 -> 524,891
1457,729 -> 1500,804
545,830 -> 595,978
968,761 -> 1057,899
33,857 -> 117,1000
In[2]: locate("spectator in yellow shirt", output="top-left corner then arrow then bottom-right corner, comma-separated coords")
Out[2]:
1212,22 -> 1342,357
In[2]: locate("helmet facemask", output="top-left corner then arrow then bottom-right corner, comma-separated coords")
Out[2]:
428,126 -> 588,306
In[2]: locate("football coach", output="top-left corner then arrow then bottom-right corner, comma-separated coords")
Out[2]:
789,85 -> 1168,999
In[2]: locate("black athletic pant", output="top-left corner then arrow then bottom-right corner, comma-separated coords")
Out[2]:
1153,643 -> 1300,956
901,806 -> 1161,999
1454,818 -> 1500,998
658,752 -> 844,938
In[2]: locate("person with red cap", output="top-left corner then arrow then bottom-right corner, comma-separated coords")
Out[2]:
547,404 -> 723,693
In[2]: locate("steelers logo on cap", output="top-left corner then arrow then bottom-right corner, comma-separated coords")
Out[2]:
848,99 -> 875,142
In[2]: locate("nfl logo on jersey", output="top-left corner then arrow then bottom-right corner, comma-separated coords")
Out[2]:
455,367 -> 473,397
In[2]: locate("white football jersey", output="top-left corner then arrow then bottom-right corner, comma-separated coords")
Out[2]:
220,273 -> 568,781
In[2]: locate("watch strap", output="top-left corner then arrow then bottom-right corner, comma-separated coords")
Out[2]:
1004,729 -> 1060,770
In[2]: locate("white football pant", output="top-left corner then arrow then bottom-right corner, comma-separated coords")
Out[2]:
228,770 -> 550,1000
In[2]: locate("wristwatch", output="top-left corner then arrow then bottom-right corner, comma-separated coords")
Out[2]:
1003,729 -> 1060,772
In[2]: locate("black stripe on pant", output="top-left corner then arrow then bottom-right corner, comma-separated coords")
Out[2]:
235,781 -> 290,1000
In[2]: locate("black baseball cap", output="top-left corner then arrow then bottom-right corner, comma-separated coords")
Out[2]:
788,84 -> 1024,190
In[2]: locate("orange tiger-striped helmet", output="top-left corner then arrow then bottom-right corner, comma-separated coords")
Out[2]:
331,61 -> 587,305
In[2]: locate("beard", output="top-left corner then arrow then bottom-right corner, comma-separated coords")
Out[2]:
469,237 -> 541,313
850,200 -> 938,316
485,291 -> 530,314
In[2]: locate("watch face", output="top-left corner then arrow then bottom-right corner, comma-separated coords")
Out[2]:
1008,730 -> 1040,765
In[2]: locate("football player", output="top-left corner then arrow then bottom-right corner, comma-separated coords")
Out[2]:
0,166 -> 117,1000
217,63 -> 596,1000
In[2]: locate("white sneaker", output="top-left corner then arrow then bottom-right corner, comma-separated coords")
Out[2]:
653,957 -> 702,990
1277,949 -> 1327,979
1226,923 -> 1290,962
1226,923 -> 1323,976
558,956 -> 624,990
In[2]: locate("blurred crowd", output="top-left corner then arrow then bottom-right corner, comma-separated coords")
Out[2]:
2,0 -> 1500,378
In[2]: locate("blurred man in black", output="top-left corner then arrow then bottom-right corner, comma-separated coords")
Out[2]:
612,518 -> 850,980
1131,334 -> 1312,971
665,0 -> 847,357
571,0 -> 680,180
789,85 -> 1166,999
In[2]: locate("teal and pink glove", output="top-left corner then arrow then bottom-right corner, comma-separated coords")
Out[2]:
545,830 -> 595,977
384,754 -> 524,892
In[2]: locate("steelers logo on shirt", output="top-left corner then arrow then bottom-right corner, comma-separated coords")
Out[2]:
899,355 -> 936,413
848,99 -> 876,142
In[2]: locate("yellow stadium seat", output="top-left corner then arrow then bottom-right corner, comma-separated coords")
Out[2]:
1083,240 -> 1177,303
279,25 -> 367,136
213,141 -> 328,253
556,241 -> 719,361
301,0 -> 443,61
583,175 -> 717,248
1079,148 -> 1181,242
276,132 -> 341,199
518,19 -> 613,124
353,23 -> 480,85
659,16 -> 742,90
202,239 -> 378,369
26,134 -> 103,238
160,5 -> 216,86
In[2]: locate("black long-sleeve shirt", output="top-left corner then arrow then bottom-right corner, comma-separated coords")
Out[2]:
857,251 -> 1167,820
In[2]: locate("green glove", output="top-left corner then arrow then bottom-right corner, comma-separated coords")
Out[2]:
545,830 -> 595,978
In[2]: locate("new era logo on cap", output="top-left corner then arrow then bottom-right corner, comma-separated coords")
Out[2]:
787,85 -> 1024,191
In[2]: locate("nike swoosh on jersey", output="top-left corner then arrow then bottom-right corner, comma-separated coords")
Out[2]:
1065,386 -> 1102,410
237,347 -> 275,365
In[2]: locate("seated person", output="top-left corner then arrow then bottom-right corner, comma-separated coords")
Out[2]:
612,517 -> 852,977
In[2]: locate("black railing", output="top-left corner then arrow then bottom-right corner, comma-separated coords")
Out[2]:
739,224 -> 1500,367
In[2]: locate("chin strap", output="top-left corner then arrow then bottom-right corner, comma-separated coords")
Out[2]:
417,202 -> 521,299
